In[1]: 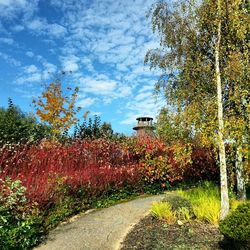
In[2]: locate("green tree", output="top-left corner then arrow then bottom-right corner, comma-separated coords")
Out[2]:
156,107 -> 193,145
74,115 -> 114,140
0,99 -> 51,145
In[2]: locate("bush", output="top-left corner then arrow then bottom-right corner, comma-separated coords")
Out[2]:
124,137 -> 218,186
219,203 -> 250,242
0,139 -> 143,208
0,178 -> 43,250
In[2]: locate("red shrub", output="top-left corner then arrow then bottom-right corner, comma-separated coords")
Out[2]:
0,137 -> 218,209
185,147 -> 219,181
124,137 -> 218,185
0,139 -> 142,208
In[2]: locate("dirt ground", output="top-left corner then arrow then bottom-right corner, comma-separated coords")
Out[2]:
121,215 -> 226,250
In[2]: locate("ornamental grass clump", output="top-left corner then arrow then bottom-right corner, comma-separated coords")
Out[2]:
162,193 -> 194,222
177,182 -> 221,225
151,202 -> 176,224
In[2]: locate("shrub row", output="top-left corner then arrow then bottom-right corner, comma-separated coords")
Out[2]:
0,137 -> 219,208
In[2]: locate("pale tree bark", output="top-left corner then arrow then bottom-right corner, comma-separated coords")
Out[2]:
215,0 -> 229,220
236,144 -> 246,200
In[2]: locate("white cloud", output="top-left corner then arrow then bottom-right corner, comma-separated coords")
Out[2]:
80,77 -> 117,95
26,17 -> 67,38
0,0 -> 38,19
120,113 -> 140,125
0,52 -> 21,66
81,57 -> 95,72
62,61 -> 78,72
12,25 -> 24,31
17,62 -> 57,84
27,18 -> 44,30
138,84 -> 155,93
0,37 -> 14,44
47,23 -> 67,38
135,91 -> 152,102
24,64 -> 38,73
43,62 -> 57,73
120,87 -> 164,126
26,51 -> 34,57
0,0 -> 26,6
60,54 -> 80,72
116,85 -> 132,97
17,72 -> 42,84
78,97 -> 96,108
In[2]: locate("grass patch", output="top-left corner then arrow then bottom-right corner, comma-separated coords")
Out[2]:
176,182 -> 220,225
151,202 -> 176,224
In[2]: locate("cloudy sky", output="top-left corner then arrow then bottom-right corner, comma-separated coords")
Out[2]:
0,0 -> 164,134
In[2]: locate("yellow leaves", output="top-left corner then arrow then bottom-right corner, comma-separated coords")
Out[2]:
171,141 -> 192,167
33,80 -> 80,138
225,51 -> 244,82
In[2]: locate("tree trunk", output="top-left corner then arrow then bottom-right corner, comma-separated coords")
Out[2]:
215,0 -> 229,220
236,144 -> 246,200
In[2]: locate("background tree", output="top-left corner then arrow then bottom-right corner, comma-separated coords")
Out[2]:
0,98 -> 51,145
156,107 -> 194,145
74,115 -> 114,140
33,80 -> 80,139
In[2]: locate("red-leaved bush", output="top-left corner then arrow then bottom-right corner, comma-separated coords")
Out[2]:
124,137 -> 219,186
0,139 -> 142,208
0,137 -> 218,208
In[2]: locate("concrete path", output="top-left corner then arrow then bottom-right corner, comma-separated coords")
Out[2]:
35,195 -> 164,250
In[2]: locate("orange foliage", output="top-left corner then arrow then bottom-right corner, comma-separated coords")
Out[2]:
33,80 -> 80,138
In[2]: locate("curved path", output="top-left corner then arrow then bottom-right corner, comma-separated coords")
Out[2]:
35,195 -> 164,250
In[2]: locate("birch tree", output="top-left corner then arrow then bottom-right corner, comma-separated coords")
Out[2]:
214,0 -> 229,218
146,0 -> 249,218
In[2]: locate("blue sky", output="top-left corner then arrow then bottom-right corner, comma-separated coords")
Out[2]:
0,0 -> 164,134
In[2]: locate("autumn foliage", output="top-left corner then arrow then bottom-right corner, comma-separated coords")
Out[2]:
125,137 -> 218,186
32,80 -> 80,138
0,139 -> 140,208
0,137 -> 218,208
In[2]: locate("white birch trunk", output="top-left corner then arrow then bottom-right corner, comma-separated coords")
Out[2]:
215,0 -> 229,220
236,144 -> 246,200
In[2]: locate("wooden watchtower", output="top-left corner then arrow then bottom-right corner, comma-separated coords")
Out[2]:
133,117 -> 155,137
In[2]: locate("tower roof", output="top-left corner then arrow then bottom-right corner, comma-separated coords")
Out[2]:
136,116 -> 153,121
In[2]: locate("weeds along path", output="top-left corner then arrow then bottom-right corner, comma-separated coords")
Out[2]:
34,194 -> 164,250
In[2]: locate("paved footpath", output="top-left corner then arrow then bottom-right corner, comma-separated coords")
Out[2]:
34,194 -> 164,250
